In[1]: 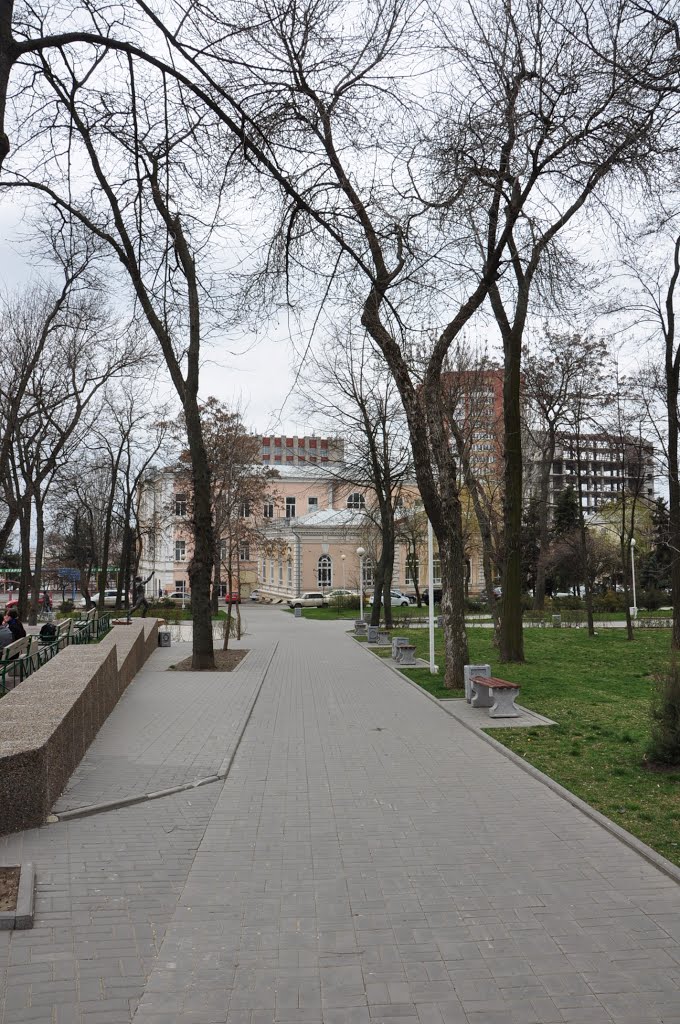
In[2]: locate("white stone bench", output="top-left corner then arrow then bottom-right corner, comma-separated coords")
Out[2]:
470,675 -> 521,718
377,630 -> 391,646
399,645 -> 417,666
392,636 -> 409,660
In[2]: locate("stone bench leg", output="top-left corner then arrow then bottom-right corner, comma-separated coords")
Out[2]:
470,681 -> 494,708
489,688 -> 520,719
392,638 -> 408,660
464,664 -> 490,704
400,647 -> 417,666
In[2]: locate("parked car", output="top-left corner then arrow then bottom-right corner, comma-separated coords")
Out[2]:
421,586 -> 443,606
368,589 -> 412,607
327,588 -> 357,599
249,590 -> 261,602
5,592 -> 50,610
165,591 -> 189,605
222,591 -> 240,604
288,592 -> 328,608
79,590 -> 124,608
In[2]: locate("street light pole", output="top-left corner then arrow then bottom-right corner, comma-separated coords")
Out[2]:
630,537 -> 637,618
341,553 -> 346,589
356,547 -> 365,620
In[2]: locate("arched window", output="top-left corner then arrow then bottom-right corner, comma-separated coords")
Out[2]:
362,557 -> 375,588
347,492 -> 366,510
317,554 -> 332,588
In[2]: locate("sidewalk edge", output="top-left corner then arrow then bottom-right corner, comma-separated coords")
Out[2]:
358,639 -> 680,887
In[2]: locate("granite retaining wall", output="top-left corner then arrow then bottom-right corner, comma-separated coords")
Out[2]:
0,619 -> 158,834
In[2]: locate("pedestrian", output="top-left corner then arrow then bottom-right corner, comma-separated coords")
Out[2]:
5,608 -> 26,641
0,620 -> 13,649
42,589 -> 53,620
128,571 -> 154,620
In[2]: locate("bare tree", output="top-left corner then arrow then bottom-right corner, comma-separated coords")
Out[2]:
523,331 -> 609,610
294,332 -> 412,627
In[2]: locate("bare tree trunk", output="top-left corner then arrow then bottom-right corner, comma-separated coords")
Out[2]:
18,497 -> 31,621
185,400 -> 216,668
500,331 -> 525,662
370,560 -> 384,627
533,429 -> 556,611
439,530 -> 469,690
669,371 -> 680,650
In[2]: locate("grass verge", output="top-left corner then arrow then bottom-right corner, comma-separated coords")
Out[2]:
375,626 -> 680,868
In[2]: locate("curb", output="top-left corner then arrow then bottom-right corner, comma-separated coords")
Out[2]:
356,638 -> 680,887
0,863 -> 35,930
50,643 -> 279,824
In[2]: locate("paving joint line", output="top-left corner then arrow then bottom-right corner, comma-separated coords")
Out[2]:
49,641 -> 279,824
355,633 -> 680,887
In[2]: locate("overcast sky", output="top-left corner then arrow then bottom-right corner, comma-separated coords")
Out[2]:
0,201 -> 315,437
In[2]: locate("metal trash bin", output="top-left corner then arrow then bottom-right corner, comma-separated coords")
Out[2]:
294,606 -> 302,618
158,630 -> 171,648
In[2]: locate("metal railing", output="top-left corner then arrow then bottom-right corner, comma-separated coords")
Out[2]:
0,612 -> 112,696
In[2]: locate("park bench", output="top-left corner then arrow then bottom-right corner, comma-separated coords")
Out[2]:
0,636 -> 34,693
39,617 -> 72,648
377,630 -> 391,646
354,620 -> 368,636
0,635 -> 32,664
73,606 -> 97,639
367,624 -> 379,643
392,636 -> 409,660
470,675 -> 521,718
398,644 -> 417,666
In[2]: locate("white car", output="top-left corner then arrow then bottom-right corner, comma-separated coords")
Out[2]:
369,589 -> 412,607
288,592 -> 328,608
80,589 -> 123,607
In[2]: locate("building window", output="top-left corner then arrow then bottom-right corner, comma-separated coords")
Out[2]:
308,496 -> 318,510
405,559 -> 419,585
432,557 -> 442,585
317,554 -> 332,588
175,540 -> 186,562
175,580 -> 186,594
287,559 -> 292,586
220,540 -> 228,562
270,558 -> 275,583
175,493 -> 187,517
362,557 -> 374,588
347,492 -> 366,510
285,497 -> 296,519
239,542 -> 250,561
239,500 -> 250,518
279,558 -> 283,584
263,500 -> 274,518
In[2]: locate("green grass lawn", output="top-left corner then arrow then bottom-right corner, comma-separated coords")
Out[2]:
375,626 -> 680,868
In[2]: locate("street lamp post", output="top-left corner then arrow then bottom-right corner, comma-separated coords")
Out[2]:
630,537 -> 637,619
341,553 -> 346,589
356,547 -> 365,620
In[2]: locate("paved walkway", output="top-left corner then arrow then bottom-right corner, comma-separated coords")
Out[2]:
1,608 -> 680,1024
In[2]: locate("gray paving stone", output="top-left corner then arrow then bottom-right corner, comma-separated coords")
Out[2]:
2,610 -> 680,1024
